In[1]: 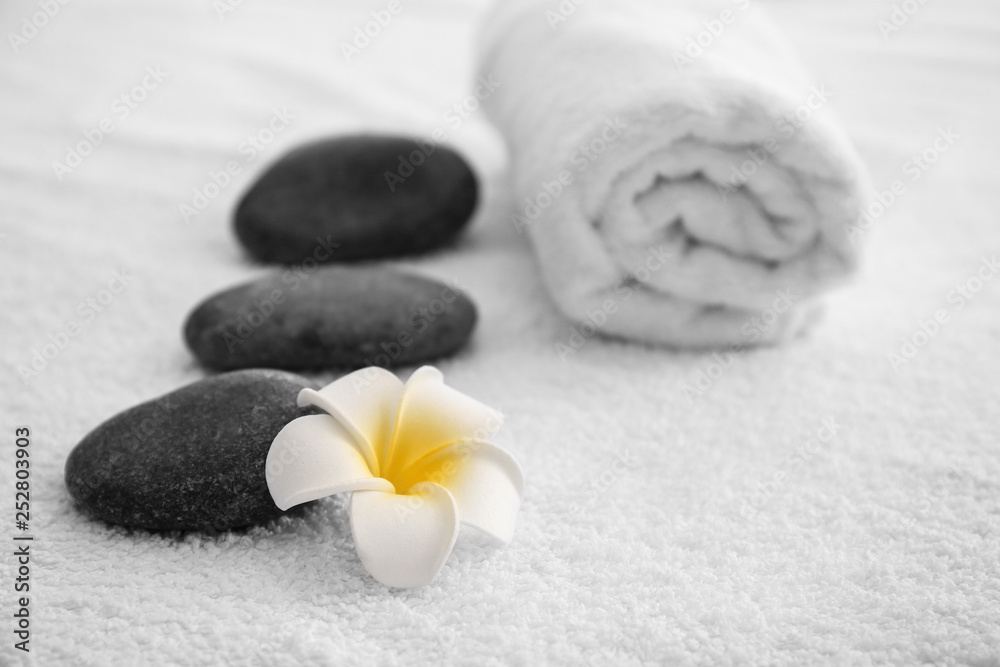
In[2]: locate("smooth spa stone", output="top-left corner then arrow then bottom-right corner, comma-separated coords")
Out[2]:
233,134 -> 479,263
64,370 -> 315,532
183,266 -> 477,371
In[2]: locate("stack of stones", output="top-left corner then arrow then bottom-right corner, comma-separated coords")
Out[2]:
65,134 -> 483,531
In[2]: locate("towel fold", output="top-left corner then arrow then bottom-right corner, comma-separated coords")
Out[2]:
478,0 -> 871,347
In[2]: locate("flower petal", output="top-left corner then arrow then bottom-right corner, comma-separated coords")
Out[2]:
297,367 -> 404,476
266,414 -> 393,511
394,441 -> 525,543
350,482 -> 459,588
384,367 -> 504,480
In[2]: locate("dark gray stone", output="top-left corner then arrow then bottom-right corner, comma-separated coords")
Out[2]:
233,134 -> 478,264
65,370 -> 315,532
183,266 -> 477,371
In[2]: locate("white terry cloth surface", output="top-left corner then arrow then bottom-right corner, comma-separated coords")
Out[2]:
2,0 -> 999,665
478,0 -> 871,348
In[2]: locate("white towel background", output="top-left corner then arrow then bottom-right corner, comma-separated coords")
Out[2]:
1,0 -> 999,665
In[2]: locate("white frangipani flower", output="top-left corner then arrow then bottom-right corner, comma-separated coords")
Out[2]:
266,366 -> 524,588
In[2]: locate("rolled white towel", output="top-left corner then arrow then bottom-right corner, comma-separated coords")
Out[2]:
478,0 -> 870,347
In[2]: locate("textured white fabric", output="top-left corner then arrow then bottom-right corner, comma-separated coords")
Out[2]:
479,0 -> 872,348
2,0 -> 999,664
